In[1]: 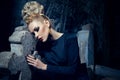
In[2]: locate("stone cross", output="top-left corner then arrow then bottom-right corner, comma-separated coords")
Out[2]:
8,26 -> 37,80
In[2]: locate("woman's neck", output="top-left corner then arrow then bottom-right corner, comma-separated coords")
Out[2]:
49,28 -> 63,40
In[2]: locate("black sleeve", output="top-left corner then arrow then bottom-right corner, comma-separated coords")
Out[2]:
46,36 -> 80,75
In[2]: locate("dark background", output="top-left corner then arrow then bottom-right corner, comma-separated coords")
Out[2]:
0,0 -> 120,69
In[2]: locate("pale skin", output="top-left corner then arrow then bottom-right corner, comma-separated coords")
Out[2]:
27,19 -> 63,70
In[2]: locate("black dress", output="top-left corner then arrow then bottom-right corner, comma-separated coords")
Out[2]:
31,33 -> 89,80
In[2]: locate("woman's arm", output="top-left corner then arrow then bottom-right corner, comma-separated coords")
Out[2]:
27,36 -> 80,75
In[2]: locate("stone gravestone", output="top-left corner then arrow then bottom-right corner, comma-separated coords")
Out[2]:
77,24 -> 94,67
8,26 -> 37,80
77,24 -> 94,80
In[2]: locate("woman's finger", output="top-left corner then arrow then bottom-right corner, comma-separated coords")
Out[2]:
27,58 -> 35,63
28,62 -> 36,67
27,56 -> 35,60
27,54 -> 35,59
27,56 -> 36,63
28,59 -> 38,67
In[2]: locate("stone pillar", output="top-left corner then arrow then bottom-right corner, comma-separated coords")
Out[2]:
8,26 -> 37,80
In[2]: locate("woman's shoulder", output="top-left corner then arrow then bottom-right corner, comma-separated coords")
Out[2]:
64,32 -> 77,40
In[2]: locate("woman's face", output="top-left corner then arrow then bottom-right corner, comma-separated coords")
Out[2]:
28,19 -> 50,42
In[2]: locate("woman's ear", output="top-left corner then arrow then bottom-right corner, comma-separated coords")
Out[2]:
44,20 -> 50,28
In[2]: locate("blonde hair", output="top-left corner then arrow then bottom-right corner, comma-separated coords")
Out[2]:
24,13 -> 50,26
22,1 -> 44,21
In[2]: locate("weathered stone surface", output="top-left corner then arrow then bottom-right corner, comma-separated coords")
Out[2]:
21,31 -> 37,56
8,26 -> 37,80
77,30 -> 89,64
9,27 -> 37,56
8,54 -> 31,80
77,24 -> 94,66
9,31 -> 27,43
0,51 -> 14,68
10,44 -> 23,56
14,26 -> 27,31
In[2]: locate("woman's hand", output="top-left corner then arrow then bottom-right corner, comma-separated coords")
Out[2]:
27,55 -> 47,70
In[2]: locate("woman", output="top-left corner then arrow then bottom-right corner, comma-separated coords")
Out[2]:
22,2 -> 88,80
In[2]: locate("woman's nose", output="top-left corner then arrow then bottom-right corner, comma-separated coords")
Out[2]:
34,32 -> 38,38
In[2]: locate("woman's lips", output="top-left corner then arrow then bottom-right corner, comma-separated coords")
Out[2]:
38,37 -> 43,41
40,38 -> 43,41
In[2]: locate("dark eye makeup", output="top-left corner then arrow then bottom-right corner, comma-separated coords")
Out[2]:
34,26 -> 39,32
31,26 -> 39,36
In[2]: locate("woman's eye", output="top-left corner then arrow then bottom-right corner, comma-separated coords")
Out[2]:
34,27 -> 39,32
